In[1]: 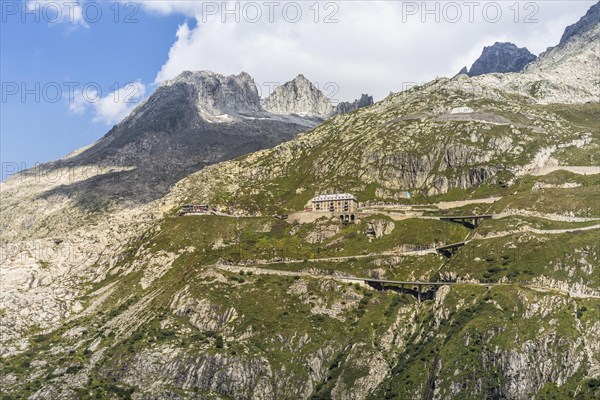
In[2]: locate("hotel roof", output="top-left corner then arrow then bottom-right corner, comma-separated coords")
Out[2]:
312,193 -> 357,202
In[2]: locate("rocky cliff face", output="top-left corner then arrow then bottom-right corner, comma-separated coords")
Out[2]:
262,75 -> 374,118
557,1 -> 600,47
530,1 -> 599,74
474,2 -> 600,104
163,71 -> 263,121
334,94 -> 374,115
463,42 -> 537,77
262,74 -> 334,117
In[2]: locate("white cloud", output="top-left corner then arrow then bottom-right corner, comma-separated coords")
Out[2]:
67,81 -> 147,125
91,81 -> 147,125
67,89 -> 90,115
137,0 -> 596,102
26,0 -> 88,28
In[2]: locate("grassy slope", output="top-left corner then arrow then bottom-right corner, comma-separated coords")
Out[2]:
3,197 -> 599,399
174,91 -> 599,215
2,88 -> 600,399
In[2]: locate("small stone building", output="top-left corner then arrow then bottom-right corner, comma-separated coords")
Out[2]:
310,193 -> 358,213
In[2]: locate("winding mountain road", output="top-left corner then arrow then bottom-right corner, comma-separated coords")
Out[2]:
213,264 -> 600,299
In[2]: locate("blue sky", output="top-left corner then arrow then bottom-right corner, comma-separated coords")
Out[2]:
1,1 -> 184,174
1,1 -> 596,177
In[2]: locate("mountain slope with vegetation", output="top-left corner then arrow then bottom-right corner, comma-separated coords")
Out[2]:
168,80 -> 597,214
1,3 -> 599,400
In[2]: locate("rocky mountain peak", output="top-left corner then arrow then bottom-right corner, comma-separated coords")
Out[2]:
515,1 -> 599,103
262,74 -> 334,117
164,70 -> 263,120
471,2 -> 599,104
333,94 -> 374,115
465,42 -> 537,77
559,1 -> 599,46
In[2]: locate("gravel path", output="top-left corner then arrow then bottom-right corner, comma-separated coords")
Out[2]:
473,223 -> 600,239
531,166 -> 600,176
433,197 -> 501,210
226,221 -> 599,266
494,210 -> 600,222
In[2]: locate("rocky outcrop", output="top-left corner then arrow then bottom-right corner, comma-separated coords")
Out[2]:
557,1 -> 600,47
465,42 -> 537,77
120,347 -> 279,399
365,220 -> 395,239
305,222 -> 341,243
171,290 -> 238,332
262,74 -> 334,117
473,2 -> 600,104
358,142 -> 497,196
531,1 -> 600,72
456,66 -> 469,76
164,71 -> 263,120
333,94 -> 374,115
532,1 -> 600,69
331,343 -> 389,400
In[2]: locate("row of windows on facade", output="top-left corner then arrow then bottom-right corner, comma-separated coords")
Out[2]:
312,199 -> 356,212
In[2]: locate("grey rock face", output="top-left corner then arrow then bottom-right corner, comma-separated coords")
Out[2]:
333,94 -> 374,115
262,74 -> 334,117
364,220 -> 395,239
473,2 -> 599,104
558,1 -> 599,47
457,66 -> 469,75
40,71 -> 316,208
466,42 -> 537,77
535,1 -> 599,63
165,70 -> 263,120
533,0 -> 599,60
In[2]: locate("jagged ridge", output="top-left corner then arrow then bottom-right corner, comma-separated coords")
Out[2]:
461,42 -> 537,77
